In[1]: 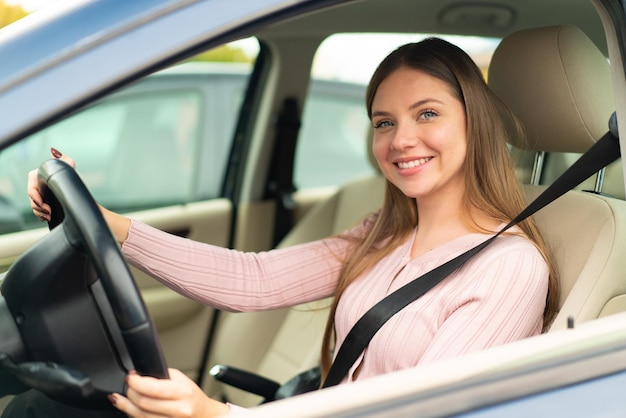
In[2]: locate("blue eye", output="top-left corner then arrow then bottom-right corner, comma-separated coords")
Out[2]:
419,109 -> 438,120
373,120 -> 393,129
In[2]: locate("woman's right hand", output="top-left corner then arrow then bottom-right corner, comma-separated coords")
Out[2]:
28,147 -> 75,223
110,368 -> 232,418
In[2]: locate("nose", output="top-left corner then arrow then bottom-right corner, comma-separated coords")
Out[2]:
390,122 -> 418,150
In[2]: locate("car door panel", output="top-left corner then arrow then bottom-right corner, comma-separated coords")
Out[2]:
0,199 -> 234,381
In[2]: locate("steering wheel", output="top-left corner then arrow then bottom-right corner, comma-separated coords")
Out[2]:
0,159 -> 168,409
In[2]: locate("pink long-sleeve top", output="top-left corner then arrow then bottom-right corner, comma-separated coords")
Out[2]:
121,214 -> 548,384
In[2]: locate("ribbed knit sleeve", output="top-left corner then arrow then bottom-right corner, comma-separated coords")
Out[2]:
121,219 -> 354,312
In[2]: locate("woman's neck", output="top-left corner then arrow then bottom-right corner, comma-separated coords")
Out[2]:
411,200 -> 498,259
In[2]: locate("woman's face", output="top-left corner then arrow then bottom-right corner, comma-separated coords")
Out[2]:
371,67 -> 468,204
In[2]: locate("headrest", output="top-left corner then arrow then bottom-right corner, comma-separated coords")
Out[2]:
488,25 -> 614,153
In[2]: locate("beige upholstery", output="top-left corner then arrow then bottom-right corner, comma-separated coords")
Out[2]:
490,24 -> 624,198
489,25 -> 614,153
489,25 -> 626,331
523,186 -> 626,329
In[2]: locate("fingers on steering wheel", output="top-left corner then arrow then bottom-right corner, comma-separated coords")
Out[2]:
27,148 -> 75,223
28,184 -> 50,221
108,393 -> 144,418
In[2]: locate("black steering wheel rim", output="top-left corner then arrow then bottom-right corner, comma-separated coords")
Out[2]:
0,159 -> 167,408
39,159 -> 168,379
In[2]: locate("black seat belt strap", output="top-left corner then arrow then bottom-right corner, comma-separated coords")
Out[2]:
266,97 -> 301,247
323,115 -> 621,388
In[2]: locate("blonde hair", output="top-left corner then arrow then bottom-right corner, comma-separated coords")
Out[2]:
320,38 -> 560,380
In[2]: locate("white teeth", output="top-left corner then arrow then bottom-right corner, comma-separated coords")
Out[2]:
397,157 -> 432,169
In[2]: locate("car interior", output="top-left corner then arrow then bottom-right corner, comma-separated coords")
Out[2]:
1,0 -> 626,414
201,23 -> 626,407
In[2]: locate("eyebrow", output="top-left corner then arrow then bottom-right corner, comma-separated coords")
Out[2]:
371,98 -> 444,118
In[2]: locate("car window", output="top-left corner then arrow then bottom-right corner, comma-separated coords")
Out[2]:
295,33 -> 502,189
295,79 -> 371,188
0,40 -> 260,233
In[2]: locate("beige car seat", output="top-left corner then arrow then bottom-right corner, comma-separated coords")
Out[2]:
488,25 -> 626,330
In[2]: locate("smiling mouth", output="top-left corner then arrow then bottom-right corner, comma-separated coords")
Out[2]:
396,157 -> 433,169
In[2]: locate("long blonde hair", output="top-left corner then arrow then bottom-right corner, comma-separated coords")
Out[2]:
320,38 -> 560,380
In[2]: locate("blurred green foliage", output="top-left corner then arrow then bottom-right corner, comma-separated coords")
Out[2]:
187,45 -> 253,63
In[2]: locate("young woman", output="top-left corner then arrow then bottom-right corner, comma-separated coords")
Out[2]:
11,37 -> 559,418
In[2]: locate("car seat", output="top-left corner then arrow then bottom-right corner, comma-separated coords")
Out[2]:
488,25 -> 626,330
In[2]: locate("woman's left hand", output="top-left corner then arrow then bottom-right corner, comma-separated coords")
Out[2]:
109,368 -> 231,417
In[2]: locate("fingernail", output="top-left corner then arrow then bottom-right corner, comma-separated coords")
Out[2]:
50,147 -> 62,158
107,394 -> 117,406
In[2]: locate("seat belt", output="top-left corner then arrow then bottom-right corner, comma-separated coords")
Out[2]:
265,97 -> 301,247
322,114 -> 621,388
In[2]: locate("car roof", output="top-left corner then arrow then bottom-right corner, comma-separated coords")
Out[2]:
260,0 -> 605,50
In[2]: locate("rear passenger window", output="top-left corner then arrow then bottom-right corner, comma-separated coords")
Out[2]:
295,79 -> 372,188
0,39 -> 259,233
